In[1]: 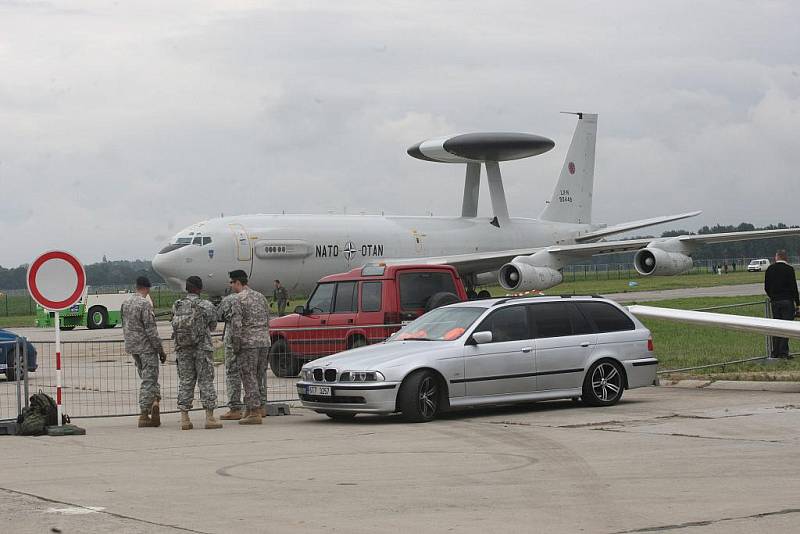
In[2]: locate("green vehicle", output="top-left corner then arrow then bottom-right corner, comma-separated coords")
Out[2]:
35,288 -> 133,330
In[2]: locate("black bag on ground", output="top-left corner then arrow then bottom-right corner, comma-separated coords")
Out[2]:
16,391 -> 69,435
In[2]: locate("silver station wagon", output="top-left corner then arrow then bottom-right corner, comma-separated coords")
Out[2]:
297,296 -> 657,422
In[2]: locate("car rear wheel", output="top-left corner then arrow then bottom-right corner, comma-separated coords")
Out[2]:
269,338 -> 301,378
582,360 -> 624,406
87,306 -> 108,329
398,370 -> 441,422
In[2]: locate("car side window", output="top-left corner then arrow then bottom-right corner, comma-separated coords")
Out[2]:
577,301 -> 635,332
333,282 -> 357,313
529,302 -> 575,338
474,305 -> 530,342
307,283 -> 335,314
361,281 -> 382,312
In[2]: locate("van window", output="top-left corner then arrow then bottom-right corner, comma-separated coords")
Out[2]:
333,282 -> 357,313
361,281 -> 382,312
307,283 -> 335,314
577,301 -> 635,332
399,272 -> 458,310
475,305 -> 530,342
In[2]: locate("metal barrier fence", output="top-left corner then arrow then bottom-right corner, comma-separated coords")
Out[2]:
0,334 -> 300,420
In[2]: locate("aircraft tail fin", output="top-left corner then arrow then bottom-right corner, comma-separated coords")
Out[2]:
539,113 -> 597,224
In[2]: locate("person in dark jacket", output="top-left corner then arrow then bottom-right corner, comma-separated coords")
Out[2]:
764,250 -> 800,359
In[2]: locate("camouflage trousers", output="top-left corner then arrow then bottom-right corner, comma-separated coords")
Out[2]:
237,347 -> 269,410
224,347 -> 243,409
176,349 -> 217,411
132,353 -> 161,412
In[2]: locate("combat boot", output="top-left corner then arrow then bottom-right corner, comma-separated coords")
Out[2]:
150,399 -> 161,427
180,410 -> 193,430
138,410 -> 153,428
205,409 -> 223,429
238,408 -> 262,425
259,406 -> 267,418
219,408 -> 242,420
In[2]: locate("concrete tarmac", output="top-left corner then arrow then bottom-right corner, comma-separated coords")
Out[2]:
1,386 -> 799,533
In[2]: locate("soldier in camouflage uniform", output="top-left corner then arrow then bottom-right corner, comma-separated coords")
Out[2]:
121,276 -> 166,428
215,293 -> 243,420
171,276 -> 222,430
228,269 -> 271,425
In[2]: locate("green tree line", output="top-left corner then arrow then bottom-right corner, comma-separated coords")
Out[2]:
0,259 -> 164,290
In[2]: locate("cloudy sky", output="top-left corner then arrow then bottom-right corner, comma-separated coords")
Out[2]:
1,0 -> 798,267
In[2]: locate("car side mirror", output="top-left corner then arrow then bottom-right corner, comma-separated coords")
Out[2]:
470,331 -> 493,345
294,305 -> 306,315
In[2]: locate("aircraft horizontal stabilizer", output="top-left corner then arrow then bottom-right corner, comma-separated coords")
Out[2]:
576,211 -> 702,242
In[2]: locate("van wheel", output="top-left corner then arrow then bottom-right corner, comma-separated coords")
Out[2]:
582,360 -> 624,407
466,289 -> 478,299
269,339 -> 301,378
5,367 -> 16,381
425,292 -> 461,312
398,370 -> 441,422
477,289 -> 492,299
87,306 -> 108,329
349,336 -> 367,349
61,326 -> 75,331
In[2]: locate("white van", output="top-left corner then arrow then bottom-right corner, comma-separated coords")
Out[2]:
747,258 -> 770,272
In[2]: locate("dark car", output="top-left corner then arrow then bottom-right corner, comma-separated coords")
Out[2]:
0,329 -> 38,381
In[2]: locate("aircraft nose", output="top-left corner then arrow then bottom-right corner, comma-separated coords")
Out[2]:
152,250 -> 184,291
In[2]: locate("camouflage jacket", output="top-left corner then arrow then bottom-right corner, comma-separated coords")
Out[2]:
171,293 -> 217,352
230,286 -> 270,351
121,293 -> 163,355
215,293 -> 237,350
273,286 -> 289,303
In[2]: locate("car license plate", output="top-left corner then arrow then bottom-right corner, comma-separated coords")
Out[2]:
307,385 -> 332,396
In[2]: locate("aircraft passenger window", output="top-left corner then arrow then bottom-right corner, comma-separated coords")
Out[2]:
361,282 -> 382,312
474,306 -> 530,343
192,236 -> 202,245
399,272 -> 458,310
333,282 -> 357,313
202,237 -> 212,246
577,302 -> 635,333
307,283 -> 335,314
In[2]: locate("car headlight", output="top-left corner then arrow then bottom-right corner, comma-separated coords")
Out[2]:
339,371 -> 385,382
300,369 -> 314,382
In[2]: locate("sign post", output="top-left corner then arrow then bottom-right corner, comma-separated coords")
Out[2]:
26,251 -> 86,427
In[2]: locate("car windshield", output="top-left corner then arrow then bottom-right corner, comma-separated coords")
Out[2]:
389,307 -> 485,342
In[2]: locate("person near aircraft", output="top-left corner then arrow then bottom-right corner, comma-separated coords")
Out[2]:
764,249 -> 799,359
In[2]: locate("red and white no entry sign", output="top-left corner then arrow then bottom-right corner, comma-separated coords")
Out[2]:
26,250 -> 86,311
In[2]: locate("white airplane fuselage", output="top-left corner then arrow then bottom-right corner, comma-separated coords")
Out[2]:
152,214 -> 592,297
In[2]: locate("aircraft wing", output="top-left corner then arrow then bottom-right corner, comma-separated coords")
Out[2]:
575,211 -> 702,242
383,227 -> 800,275
629,305 -> 800,339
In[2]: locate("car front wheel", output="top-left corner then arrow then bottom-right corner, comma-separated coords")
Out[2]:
582,360 -> 624,406
398,370 -> 441,422
269,339 -> 301,378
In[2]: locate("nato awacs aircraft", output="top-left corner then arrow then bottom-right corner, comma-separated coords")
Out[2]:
152,113 -> 800,298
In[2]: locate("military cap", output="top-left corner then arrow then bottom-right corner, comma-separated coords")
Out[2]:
135,276 -> 152,288
186,276 -> 203,291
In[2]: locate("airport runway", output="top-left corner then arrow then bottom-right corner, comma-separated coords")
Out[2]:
1,386 -> 798,533
9,284 -> 767,342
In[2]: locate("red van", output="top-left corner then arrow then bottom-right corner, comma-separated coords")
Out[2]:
268,264 -> 468,377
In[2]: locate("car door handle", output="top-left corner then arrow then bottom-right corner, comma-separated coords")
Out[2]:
521,347 -> 532,353
347,319 -> 354,324
320,320 -> 326,325
580,342 -> 590,347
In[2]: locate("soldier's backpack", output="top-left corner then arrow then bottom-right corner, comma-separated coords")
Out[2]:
172,298 -> 204,349
17,391 -> 68,435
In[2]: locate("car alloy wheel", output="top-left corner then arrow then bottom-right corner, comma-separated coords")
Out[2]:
399,370 -> 441,422
418,375 -> 439,419
583,360 -> 624,406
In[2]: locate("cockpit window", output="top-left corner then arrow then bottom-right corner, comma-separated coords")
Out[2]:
176,238 -> 192,244
192,236 -> 203,245
158,243 -> 190,254
202,237 -> 212,245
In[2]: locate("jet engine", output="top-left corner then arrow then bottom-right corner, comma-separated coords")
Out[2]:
633,247 -> 693,276
499,261 -> 563,292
